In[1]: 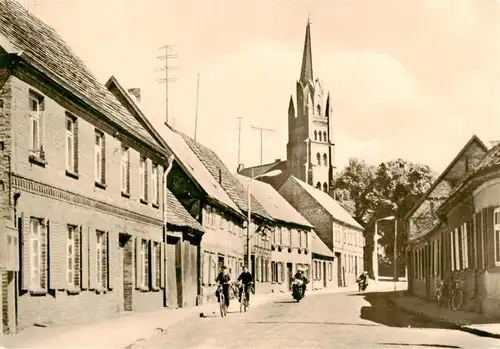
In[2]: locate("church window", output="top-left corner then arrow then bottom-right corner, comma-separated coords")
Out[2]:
317,105 -> 321,115
323,131 -> 327,142
323,183 -> 328,192
319,132 -> 322,142
316,153 -> 321,166
314,131 -> 317,141
316,182 -> 321,190
323,153 -> 328,166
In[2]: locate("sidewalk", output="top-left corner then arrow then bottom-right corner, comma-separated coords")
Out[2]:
391,292 -> 500,339
0,282 -> 393,349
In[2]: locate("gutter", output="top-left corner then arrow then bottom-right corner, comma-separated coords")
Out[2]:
162,155 -> 175,307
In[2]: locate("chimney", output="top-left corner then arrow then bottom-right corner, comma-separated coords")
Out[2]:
274,158 -> 281,163
237,164 -> 244,173
128,88 -> 141,103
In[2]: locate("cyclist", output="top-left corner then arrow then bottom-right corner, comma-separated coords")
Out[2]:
215,266 -> 231,309
237,265 -> 253,306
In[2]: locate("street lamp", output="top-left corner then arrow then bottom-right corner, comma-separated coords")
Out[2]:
246,169 -> 282,270
373,215 -> 395,282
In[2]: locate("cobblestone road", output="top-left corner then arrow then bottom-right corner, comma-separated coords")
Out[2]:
144,290 -> 500,349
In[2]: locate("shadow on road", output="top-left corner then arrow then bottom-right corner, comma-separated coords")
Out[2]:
274,300 -> 297,304
349,291 -> 455,330
245,321 -> 379,327
377,343 -> 461,348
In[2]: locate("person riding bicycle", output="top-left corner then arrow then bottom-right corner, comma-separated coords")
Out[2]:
215,266 -> 231,309
237,266 -> 253,306
292,269 -> 308,296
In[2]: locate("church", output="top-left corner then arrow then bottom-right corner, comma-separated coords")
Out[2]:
238,20 -> 336,195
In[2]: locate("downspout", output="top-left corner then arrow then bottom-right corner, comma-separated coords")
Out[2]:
163,155 -> 175,307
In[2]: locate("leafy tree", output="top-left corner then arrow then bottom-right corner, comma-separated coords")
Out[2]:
333,157 -> 435,273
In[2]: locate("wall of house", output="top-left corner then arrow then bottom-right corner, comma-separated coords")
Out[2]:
200,203 -> 244,303
311,257 -> 335,290
5,75 -> 169,331
250,222 -> 273,295
269,225 -> 312,293
15,189 -> 164,330
411,240 -> 427,298
333,222 -> 364,286
473,177 -> 500,317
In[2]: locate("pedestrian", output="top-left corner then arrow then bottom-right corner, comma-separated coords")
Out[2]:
237,265 -> 253,306
215,266 -> 231,308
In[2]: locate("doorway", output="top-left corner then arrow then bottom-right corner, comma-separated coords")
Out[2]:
167,236 -> 182,308
335,252 -> 342,287
119,234 -> 133,311
287,263 -> 293,291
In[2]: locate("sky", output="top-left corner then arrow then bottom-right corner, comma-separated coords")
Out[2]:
18,0 -> 500,174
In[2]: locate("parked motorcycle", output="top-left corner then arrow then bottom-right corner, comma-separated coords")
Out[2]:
292,279 -> 304,302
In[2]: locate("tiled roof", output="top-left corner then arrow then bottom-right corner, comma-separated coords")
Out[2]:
235,174 -> 313,228
405,135 -> 488,220
438,142 -> 500,213
311,230 -> 334,257
177,131 -> 272,221
0,1 -> 160,149
291,176 -> 364,230
166,189 -> 203,233
157,126 -> 243,217
238,161 -> 286,179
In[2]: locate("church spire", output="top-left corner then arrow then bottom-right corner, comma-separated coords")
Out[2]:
300,18 -> 313,84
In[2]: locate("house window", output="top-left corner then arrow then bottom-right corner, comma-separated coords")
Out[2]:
30,217 -> 42,289
316,153 -> 321,165
139,157 -> 148,201
152,164 -> 159,205
287,228 -> 292,246
462,222 -> 469,269
494,208 -> 500,265
67,225 -> 76,287
94,131 -> 105,184
140,239 -> 148,287
65,115 -> 77,173
212,208 -> 218,229
29,92 -> 44,153
121,146 -> 130,194
323,154 -> 327,166
96,230 -> 105,288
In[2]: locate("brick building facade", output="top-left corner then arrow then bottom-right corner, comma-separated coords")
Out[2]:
0,1 -> 204,334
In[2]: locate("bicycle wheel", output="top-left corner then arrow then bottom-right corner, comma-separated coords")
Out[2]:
219,294 -> 226,317
451,290 -> 464,311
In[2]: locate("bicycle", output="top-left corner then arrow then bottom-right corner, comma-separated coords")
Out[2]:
239,283 -> 252,313
435,277 -> 464,311
217,284 -> 227,317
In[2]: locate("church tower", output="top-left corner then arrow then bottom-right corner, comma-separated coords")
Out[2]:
286,20 -> 335,192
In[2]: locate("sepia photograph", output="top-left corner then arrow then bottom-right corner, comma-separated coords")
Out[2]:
0,0 -> 499,348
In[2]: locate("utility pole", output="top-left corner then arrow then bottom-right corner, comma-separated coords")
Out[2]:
251,125 -> 275,165
237,117 -> 243,168
157,45 -> 179,127
194,73 -> 200,141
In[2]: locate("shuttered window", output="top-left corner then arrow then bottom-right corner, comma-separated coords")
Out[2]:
495,208 -> 500,265
67,225 -> 76,287
29,217 -> 42,290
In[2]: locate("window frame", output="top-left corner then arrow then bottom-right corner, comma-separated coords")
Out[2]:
94,131 -> 105,184
139,157 -> 147,201
29,217 -> 42,290
67,225 -> 76,287
121,146 -> 130,194
65,116 -> 75,172
96,230 -> 104,288
29,93 -> 43,152
494,208 -> 500,265
140,239 -> 147,288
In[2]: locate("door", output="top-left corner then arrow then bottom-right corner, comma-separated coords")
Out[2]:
323,262 -> 327,287
166,238 -> 180,308
287,263 -> 293,291
117,247 -> 124,312
336,253 -> 342,287
119,234 -> 133,311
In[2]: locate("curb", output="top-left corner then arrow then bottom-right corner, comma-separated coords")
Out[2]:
389,297 -> 500,339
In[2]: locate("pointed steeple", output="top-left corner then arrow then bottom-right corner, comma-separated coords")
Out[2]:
288,95 -> 295,115
300,18 -> 313,84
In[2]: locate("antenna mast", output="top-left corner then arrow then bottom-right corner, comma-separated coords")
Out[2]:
251,125 -> 276,165
194,73 -> 200,141
157,45 -> 179,127
237,117 -> 243,167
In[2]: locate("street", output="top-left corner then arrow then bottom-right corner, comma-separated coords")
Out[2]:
144,290 -> 499,349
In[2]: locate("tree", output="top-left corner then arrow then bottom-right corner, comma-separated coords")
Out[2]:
333,158 -> 435,273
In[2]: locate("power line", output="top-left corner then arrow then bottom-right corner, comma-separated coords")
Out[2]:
157,45 -> 179,127
237,117 -> 243,167
251,125 -> 276,165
